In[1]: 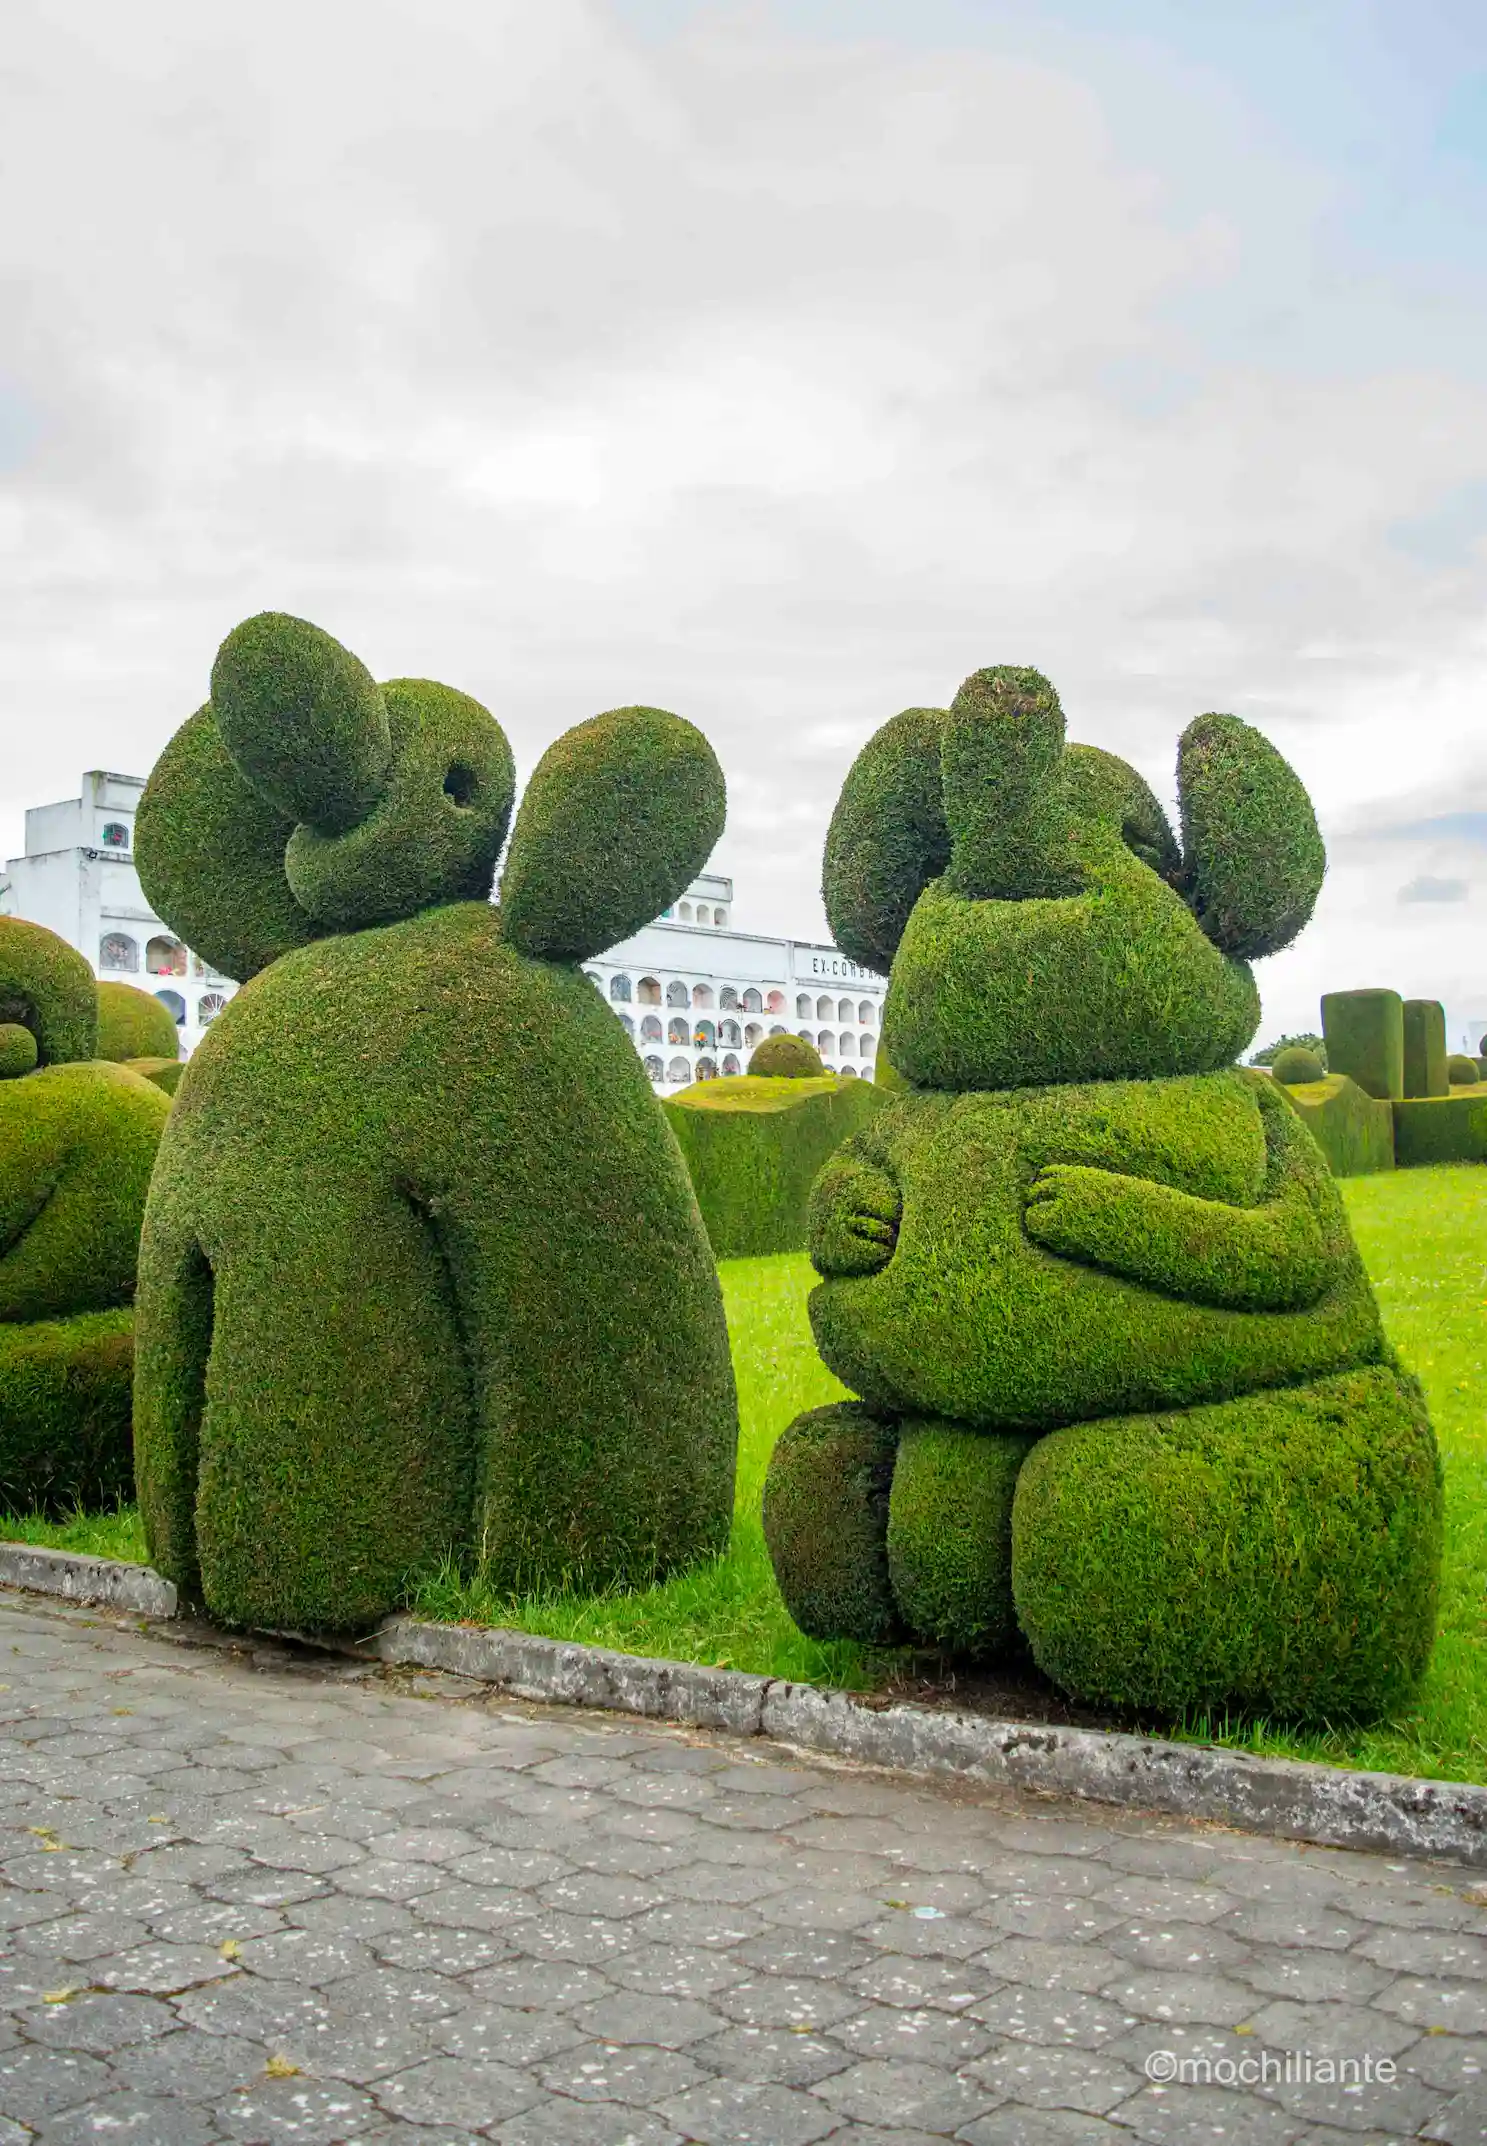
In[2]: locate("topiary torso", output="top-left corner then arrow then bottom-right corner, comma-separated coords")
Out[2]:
133,613 -> 738,1631
762,667 -> 1442,1723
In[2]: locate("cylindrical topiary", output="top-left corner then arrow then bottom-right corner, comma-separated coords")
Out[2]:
1402,999 -> 1448,1099
1270,1045 -> 1325,1086
133,612 -> 739,1632
747,1033 -> 824,1078
1448,1053 -> 1477,1087
95,981 -> 182,1064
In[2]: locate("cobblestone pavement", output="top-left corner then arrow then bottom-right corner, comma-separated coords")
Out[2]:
2,1596 -> 1486,2145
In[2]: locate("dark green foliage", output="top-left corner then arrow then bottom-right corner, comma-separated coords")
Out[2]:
747,1034 -> 823,1078
0,1310 -> 136,1515
1270,1045 -> 1325,1085
0,1025 -> 37,1079
1176,712 -> 1326,959
1322,989 -> 1403,1102
1274,1073 -> 1395,1178
822,708 -> 949,976
127,1057 -> 184,1097
0,917 -> 97,1065
1403,999 -> 1448,1099
942,667 -> 1075,901
760,1403 -> 902,1644
1250,1031 -> 1326,1068
284,681 -> 514,930
887,1420 -> 1034,1657
1062,744 -> 1181,882
500,707 -> 725,964
135,902 -> 738,1631
211,612 -> 390,834
1392,1094 -> 1487,1168
1450,1054 -> 1479,1086
663,1074 -> 881,1258
808,1074 -> 1381,1433
135,705 -> 320,983
95,981 -> 180,1064
1013,1364 -> 1442,1719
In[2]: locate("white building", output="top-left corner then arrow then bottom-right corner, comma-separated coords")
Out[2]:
1,790 -> 884,1087
582,871 -> 886,1091
0,771 -> 236,1052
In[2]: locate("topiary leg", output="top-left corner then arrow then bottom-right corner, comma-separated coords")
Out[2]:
887,1419 -> 1036,1657
762,1402 -> 903,1644
1012,1363 -> 1443,1722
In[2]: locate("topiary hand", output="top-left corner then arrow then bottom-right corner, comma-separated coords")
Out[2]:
807,1149 -> 901,1278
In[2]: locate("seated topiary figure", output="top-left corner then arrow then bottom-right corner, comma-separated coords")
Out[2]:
95,980 -> 182,1065
1271,1044 -> 1325,1086
0,919 -> 171,1511
748,1033 -> 824,1078
762,667 -> 1441,1721
132,611 -> 738,1632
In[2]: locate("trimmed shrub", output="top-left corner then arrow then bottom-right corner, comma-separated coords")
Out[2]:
126,1056 -> 185,1097
887,1420 -> 1035,1658
1402,998 -> 1448,1099
1392,1093 -> 1487,1168
1013,1364 -> 1441,1720
1448,1053 -> 1478,1087
663,1073 -> 881,1258
1270,1045 -> 1325,1085
747,1034 -> 823,1078
0,1024 -> 38,1079
761,1403 -> 902,1644
0,917 -> 97,1065
1273,1072 -> 1394,1178
1321,989 -> 1403,1101
96,981 -> 181,1064
0,1310 -> 137,1515
211,612 -> 390,834
822,707 -> 950,975
1175,713 -> 1326,959
1250,1031 -> 1325,1069
134,615 -> 738,1632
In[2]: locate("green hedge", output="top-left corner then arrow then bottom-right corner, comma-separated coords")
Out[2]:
1402,999 -> 1448,1099
1392,1093 -> 1487,1167
126,1056 -> 185,1097
663,1073 -> 881,1258
1321,989 -> 1403,1101
95,981 -> 181,1064
0,1310 -> 137,1515
0,1025 -> 37,1079
1013,1362 -> 1441,1720
1274,1072 -> 1395,1177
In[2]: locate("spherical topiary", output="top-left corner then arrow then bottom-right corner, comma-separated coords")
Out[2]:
747,1033 -> 824,1078
95,981 -> 181,1064
1448,1053 -> 1478,1086
134,612 -> 739,1632
0,1024 -> 38,1079
0,918 -> 97,1065
1271,1044 -> 1326,1085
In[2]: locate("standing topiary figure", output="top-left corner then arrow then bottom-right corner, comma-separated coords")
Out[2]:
762,668 -> 1441,1722
0,919 -> 170,1511
133,612 -> 738,1632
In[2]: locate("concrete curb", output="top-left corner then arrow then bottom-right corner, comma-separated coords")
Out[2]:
0,1541 -> 177,1619
5,1547 -> 1486,1866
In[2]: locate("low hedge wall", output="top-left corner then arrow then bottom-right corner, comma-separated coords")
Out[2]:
664,1074 -> 884,1258
1274,1072 -> 1395,1177
1392,1092 -> 1487,1168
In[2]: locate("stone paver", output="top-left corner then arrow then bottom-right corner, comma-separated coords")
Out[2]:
2,1596 -> 1486,2141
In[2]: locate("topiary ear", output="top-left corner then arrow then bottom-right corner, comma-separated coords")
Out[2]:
210,613 -> 390,835
135,704 -> 320,983
941,666 -> 1077,900
500,706 -> 725,963
1176,713 -> 1325,960
0,917 -> 97,1064
822,709 -> 949,976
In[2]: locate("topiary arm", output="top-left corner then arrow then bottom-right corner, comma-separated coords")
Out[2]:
1022,1080 -> 1345,1312
500,706 -> 725,963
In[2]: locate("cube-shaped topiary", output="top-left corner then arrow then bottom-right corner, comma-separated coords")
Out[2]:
0,919 -> 171,1512
763,668 -> 1440,1723
1322,990 -> 1404,1101
132,613 -> 738,1632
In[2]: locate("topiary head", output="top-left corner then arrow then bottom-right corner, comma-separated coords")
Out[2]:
824,667 -> 1325,1091
1448,1053 -> 1478,1087
748,1034 -> 825,1078
137,613 -> 725,982
0,918 -> 97,1068
1272,1045 -> 1327,1086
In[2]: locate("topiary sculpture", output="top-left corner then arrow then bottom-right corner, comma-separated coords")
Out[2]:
1448,1054 -> 1478,1087
132,611 -> 738,1632
748,1033 -> 824,1078
762,667 -> 1441,1722
95,980 -> 182,1065
0,919 -> 171,1512
1270,1045 -> 1325,1086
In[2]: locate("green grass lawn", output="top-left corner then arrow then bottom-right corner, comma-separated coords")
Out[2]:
6,1164 -> 1487,1783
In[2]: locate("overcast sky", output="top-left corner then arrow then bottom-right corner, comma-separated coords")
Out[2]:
3,0 -> 1486,1045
